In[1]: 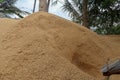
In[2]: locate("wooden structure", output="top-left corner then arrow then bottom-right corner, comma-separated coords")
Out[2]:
101,59 -> 120,76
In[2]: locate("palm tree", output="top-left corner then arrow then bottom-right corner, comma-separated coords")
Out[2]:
0,0 -> 26,18
61,0 -> 89,28
82,0 -> 89,28
54,0 -> 120,34
33,0 -> 37,13
39,0 -> 48,12
38,0 -> 54,12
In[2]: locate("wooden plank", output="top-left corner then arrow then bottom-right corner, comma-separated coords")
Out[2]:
101,59 -> 120,76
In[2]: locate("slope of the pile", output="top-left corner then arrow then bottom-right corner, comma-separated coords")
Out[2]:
110,75 -> 120,80
100,35 -> 120,80
0,18 -> 19,36
102,35 -> 120,60
0,18 -> 20,71
0,12 -> 117,80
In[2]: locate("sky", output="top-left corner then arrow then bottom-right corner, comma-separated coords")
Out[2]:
15,0 -> 71,20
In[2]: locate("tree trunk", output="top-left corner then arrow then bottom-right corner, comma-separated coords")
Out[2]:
82,0 -> 89,28
33,0 -> 37,13
39,0 -> 48,12
47,0 -> 50,11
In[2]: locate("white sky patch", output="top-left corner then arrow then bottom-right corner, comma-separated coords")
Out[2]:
15,0 -> 71,20
15,0 -> 37,13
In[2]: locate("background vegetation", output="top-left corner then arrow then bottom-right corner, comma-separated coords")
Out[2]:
0,0 -> 120,34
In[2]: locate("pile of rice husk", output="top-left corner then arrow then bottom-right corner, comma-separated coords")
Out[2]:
0,12 -> 120,80
110,75 -> 120,80
102,35 -> 120,55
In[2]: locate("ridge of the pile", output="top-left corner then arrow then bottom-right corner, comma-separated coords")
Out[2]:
0,12 -> 119,80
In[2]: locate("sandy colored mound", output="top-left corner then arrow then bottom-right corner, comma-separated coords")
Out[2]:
0,12 -> 119,80
110,75 -> 120,80
0,18 -> 19,36
102,35 -> 120,60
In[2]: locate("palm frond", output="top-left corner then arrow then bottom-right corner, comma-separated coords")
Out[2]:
62,0 -> 81,19
0,0 -> 29,18
51,0 -> 64,6
51,0 -> 58,6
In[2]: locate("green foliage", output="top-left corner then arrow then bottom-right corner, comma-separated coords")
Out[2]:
54,0 -> 120,35
62,0 -> 82,23
95,25 -> 120,35
89,0 -> 120,34
110,25 -> 120,35
0,0 -> 4,2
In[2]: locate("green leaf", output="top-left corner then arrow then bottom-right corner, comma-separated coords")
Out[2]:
0,0 -> 4,3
